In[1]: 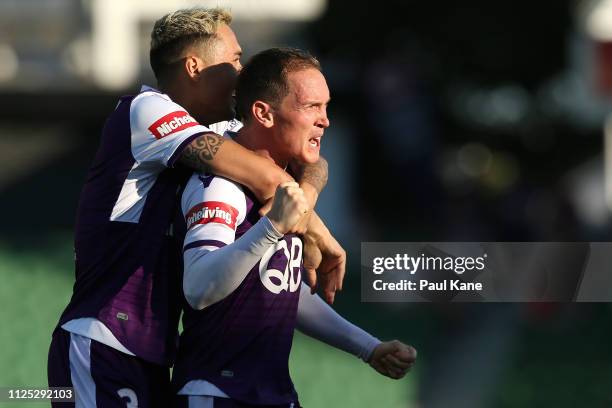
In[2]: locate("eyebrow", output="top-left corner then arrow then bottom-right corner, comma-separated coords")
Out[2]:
303,98 -> 331,105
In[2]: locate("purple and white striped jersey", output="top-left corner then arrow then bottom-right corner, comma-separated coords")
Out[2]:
58,86 -> 224,366
172,174 -> 303,406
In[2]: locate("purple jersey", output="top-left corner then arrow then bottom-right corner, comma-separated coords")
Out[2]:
58,86 -> 216,366
172,174 -> 303,406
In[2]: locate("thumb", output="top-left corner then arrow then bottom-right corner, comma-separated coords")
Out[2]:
258,198 -> 274,216
390,340 -> 403,354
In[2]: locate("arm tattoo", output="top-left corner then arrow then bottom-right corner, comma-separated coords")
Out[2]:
178,133 -> 226,172
292,156 -> 328,193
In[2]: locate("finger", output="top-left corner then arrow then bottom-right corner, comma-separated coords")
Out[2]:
320,275 -> 336,304
279,181 -> 299,189
389,340 -> 402,353
303,267 -> 317,290
394,345 -> 418,363
334,259 -> 346,291
285,185 -> 304,196
391,369 -> 408,380
371,362 -> 389,377
324,284 -> 336,304
384,353 -> 413,370
384,365 -> 404,379
296,201 -> 309,215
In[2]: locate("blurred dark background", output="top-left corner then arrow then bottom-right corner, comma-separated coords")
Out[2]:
1,0 -> 612,407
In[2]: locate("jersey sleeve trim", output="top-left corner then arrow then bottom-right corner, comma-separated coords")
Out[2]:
166,131 -> 215,168
129,92 -> 213,167
183,239 -> 228,252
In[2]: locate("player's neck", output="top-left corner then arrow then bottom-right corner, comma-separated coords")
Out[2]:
158,81 -> 206,124
234,127 -> 288,169
158,79 -> 181,102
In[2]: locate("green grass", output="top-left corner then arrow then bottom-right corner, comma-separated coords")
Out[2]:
0,237 -> 416,407
290,332 -> 415,407
8,236 -> 611,407
0,239 -> 74,407
491,304 -> 612,407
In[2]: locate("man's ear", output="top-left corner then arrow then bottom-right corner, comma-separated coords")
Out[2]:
184,55 -> 201,80
252,101 -> 274,128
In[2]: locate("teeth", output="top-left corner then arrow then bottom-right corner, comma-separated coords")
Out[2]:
309,137 -> 320,147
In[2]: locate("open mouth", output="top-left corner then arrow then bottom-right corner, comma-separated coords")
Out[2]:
309,137 -> 321,148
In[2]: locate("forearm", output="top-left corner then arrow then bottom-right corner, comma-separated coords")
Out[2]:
183,217 -> 283,310
296,285 -> 380,361
291,156 -> 328,196
179,134 -> 293,202
304,211 -> 329,242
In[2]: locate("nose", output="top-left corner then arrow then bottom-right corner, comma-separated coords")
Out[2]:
316,107 -> 330,129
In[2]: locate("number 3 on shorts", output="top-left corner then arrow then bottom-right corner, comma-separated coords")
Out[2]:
117,388 -> 138,408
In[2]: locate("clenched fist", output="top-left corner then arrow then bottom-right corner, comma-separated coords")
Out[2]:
267,182 -> 309,235
369,340 -> 417,380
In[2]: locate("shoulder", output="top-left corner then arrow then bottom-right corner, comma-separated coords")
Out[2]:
207,119 -> 243,136
130,90 -> 185,118
182,173 -> 247,221
129,90 -> 198,135
187,173 -> 245,197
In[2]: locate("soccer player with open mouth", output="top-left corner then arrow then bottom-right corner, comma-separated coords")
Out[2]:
48,8 -> 344,407
172,48 -> 417,408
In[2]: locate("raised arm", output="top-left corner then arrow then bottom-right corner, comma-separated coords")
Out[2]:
184,216 -> 282,310
179,133 -> 328,205
179,133 -> 291,202
183,181 -> 308,310
290,156 -> 328,207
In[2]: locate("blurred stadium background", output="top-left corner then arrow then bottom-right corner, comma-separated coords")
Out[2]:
1,0 -> 612,406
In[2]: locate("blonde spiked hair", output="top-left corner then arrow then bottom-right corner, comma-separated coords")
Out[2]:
150,8 -> 232,80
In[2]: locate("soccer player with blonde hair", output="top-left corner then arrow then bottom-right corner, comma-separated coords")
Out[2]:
48,8 -> 343,407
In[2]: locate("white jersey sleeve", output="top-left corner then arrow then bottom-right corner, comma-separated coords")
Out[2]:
130,90 -> 214,167
180,173 -> 283,310
207,118 -> 243,136
181,174 -> 247,251
296,285 -> 381,362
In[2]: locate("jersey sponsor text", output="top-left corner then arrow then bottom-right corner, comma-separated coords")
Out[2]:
148,111 -> 198,139
185,201 -> 238,230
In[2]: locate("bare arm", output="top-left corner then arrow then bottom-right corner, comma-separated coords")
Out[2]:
178,133 -> 292,202
285,156 -> 329,232
290,156 -> 328,205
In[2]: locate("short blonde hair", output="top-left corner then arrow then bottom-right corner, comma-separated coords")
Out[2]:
150,8 -> 232,80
